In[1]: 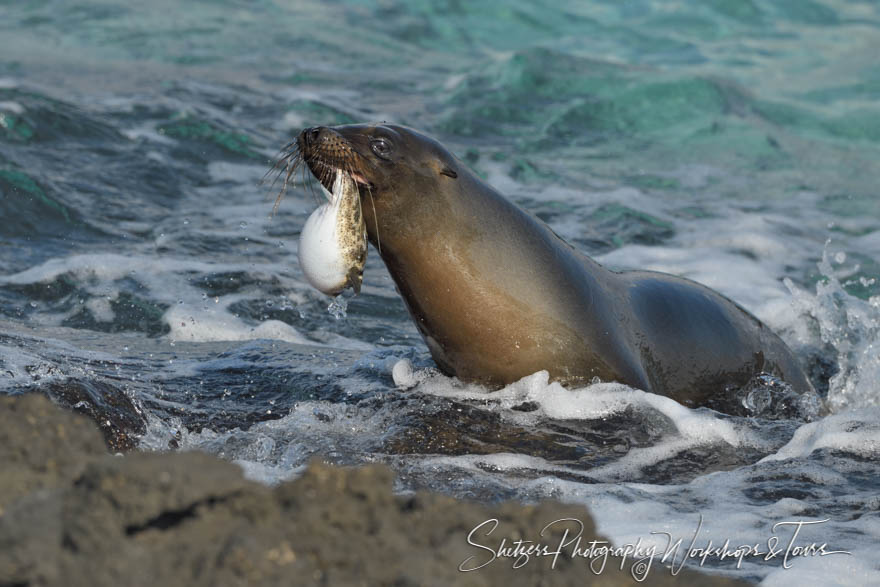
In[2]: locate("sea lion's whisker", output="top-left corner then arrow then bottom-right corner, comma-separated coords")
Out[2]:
281,150 -> 308,215
365,182 -> 380,255
271,160 -> 293,216
303,161 -> 321,205
262,140 -> 310,218
319,165 -> 333,198
263,142 -> 300,185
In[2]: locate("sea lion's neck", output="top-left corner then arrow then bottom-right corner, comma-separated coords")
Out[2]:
365,170 -> 612,385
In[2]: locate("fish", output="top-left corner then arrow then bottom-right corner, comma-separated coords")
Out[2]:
298,169 -> 367,296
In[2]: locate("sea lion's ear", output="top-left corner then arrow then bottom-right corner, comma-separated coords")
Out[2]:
440,167 -> 458,179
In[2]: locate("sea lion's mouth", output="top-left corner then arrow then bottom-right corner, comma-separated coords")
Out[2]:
265,126 -> 376,215
306,158 -> 373,194
297,126 -> 374,193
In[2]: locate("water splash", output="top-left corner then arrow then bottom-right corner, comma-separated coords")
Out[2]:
785,247 -> 880,413
736,373 -> 821,421
327,294 -> 348,320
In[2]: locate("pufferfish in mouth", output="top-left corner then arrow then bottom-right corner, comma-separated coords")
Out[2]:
269,127 -> 371,297
297,168 -> 367,296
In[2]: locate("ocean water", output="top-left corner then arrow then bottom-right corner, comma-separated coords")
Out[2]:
1,0 -> 879,583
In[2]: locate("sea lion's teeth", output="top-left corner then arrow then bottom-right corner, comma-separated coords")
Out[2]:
350,172 -> 369,185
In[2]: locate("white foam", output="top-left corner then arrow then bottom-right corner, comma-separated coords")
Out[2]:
0,253 -> 324,345
0,253 -> 222,285
391,358 -> 418,388
760,409 -> 880,462
0,100 -> 25,114
85,296 -> 116,323
166,305 -> 309,344
0,342 -> 58,390
159,398 -> 394,485
516,467 -> 873,582
761,548 -> 874,586
235,458 -> 304,485
420,452 -> 581,481
410,368 -> 743,446
398,368 -> 755,483
121,124 -> 176,144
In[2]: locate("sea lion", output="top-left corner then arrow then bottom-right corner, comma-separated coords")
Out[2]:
285,123 -> 813,411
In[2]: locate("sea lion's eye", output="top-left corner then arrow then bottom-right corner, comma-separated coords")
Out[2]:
371,138 -> 393,160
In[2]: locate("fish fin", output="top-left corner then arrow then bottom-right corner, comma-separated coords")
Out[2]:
347,267 -> 363,295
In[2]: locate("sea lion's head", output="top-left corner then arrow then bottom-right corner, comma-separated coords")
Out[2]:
280,124 -> 463,248
296,123 -> 459,192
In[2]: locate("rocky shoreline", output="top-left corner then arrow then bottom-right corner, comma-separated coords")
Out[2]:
0,394 -> 748,586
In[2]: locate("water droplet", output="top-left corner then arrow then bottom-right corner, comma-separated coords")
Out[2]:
834,251 -> 846,264
327,295 -> 348,319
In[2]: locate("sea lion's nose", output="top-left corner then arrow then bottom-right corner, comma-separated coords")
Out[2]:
301,126 -> 325,147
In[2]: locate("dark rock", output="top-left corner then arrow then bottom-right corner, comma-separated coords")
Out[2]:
39,378 -> 148,451
382,400 -> 588,461
0,394 -> 105,510
0,395 -> 748,587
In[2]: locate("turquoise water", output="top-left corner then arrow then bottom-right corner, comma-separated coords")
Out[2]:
1,1 -> 879,584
